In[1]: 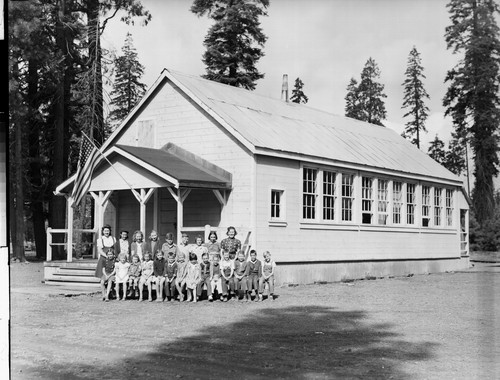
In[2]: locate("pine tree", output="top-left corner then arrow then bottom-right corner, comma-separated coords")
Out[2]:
109,32 -> 147,124
290,77 -> 308,104
428,135 -> 447,165
443,0 -> 500,223
344,58 -> 387,126
401,47 -> 430,149
444,132 -> 467,176
344,78 -> 364,120
191,0 -> 269,90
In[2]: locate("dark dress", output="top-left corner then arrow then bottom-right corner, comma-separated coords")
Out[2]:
94,237 -> 116,278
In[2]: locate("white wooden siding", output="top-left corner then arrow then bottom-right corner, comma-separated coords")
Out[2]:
255,155 -> 462,263
116,81 -> 253,228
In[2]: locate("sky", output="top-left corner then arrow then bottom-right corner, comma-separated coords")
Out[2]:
101,0 -> 460,150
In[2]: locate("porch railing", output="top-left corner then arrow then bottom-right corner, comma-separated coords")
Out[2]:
46,228 -> 97,262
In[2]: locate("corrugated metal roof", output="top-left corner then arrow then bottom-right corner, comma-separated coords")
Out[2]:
116,144 -> 231,188
167,70 -> 461,183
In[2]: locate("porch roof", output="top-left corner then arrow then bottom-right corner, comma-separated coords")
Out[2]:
115,143 -> 232,189
55,142 -> 232,195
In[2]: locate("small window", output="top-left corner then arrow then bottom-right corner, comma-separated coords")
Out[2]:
446,189 -> 454,226
303,168 -> 317,219
434,188 -> 442,226
361,177 -> 373,224
407,184 -> 416,225
271,190 -> 284,219
377,179 -> 388,225
323,171 -> 336,220
422,185 -> 431,227
341,173 -> 354,221
393,181 -> 403,224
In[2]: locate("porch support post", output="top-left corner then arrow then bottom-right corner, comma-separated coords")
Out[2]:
153,190 -> 159,232
66,196 -> 74,262
167,187 -> 191,244
91,190 -> 113,236
131,188 -> 155,235
212,189 -> 227,206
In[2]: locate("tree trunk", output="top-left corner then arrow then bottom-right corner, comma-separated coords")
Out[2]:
49,0 -> 71,259
27,59 -> 47,259
12,123 -> 26,262
87,0 -> 105,144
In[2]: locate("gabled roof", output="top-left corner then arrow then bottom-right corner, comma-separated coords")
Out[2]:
55,142 -> 231,194
116,143 -> 232,188
104,69 -> 463,185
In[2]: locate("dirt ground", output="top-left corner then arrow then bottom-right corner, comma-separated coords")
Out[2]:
8,260 -> 500,380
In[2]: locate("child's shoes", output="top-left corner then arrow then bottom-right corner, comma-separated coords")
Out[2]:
208,295 -> 213,302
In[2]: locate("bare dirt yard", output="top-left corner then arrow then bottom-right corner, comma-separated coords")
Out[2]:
9,260 -> 500,380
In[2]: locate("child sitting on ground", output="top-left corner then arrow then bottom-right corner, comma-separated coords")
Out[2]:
138,252 -> 154,302
246,249 -> 262,302
220,250 -> 235,302
127,255 -> 141,298
164,253 -> 178,301
151,251 -> 166,302
185,253 -> 201,302
234,251 -> 249,301
259,251 -> 276,301
209,254 -> 222,301
100,248 -> 116,302
197,252 -> 211,301
114,253 -> 130,300
175,252 -> 188,301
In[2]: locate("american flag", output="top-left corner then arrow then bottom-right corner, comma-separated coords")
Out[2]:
71,133 -> 100,206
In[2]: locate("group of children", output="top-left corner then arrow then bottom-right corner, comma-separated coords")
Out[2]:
96,225 -> 277,303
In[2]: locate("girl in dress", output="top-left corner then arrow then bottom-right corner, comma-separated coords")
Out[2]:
114,253 -> 130,300
220,226 -> 242,261
94,225 -> 117,279
184,253 -> 201,302
205,231 -> 220,262
131,230 -> 147,261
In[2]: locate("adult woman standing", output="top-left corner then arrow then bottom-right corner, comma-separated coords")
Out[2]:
220,226 -> 242,261
94,225 -> 117,278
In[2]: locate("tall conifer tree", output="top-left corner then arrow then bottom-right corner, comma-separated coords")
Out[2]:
345,58 -> 387,126
401,47 -> 430,149
428,135 -> 447,165
290,77 -> 309,104
191,0 -> 269,90
109,32 -> 147,124
443,0 -> 500,223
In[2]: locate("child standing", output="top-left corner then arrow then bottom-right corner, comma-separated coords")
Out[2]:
209,254 -> 223,301
151,251 -> 166,302
127,255 -> 142,298
204,231 -> 220,262
163,254 -> 178,301
246,250 -> 262,302
234,251 -> 249,301
100,248 -> 116,302
161,232 -> 178,259
191,235 -> 208,262
197,253 -> 211,301
184,253 -> 201,302
114,254 -> 130,300
138,252 -> 154,301
131,230 -> 147,261
259,251 -> 276,301
146,230 -> 162,259
175,252 -> 188,301
115,230 -> 131,261
220,250 -> 235,301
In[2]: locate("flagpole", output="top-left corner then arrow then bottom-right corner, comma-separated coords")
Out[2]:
81,132 -> 137,192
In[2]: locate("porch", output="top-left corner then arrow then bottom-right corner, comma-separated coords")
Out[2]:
45,143 -> 233,285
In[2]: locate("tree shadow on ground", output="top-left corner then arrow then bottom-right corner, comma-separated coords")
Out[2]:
23,306 -> 437,379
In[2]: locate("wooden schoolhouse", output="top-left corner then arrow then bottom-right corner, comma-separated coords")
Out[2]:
46,69 -> 470,285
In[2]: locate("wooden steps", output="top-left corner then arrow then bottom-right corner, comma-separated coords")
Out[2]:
44,261 -> 100,288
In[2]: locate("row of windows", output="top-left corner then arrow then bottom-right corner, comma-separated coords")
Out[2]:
277,168 -> 455,227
